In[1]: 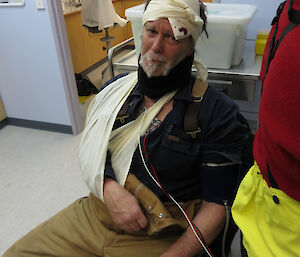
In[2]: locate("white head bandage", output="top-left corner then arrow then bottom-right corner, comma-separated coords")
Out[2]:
143,0 -> 208,80
143,0 -> 203,41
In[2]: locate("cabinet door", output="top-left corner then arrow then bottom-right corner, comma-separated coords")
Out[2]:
64,1 -> 128,73
64,12 -> 107,73
0,98 -> 6,121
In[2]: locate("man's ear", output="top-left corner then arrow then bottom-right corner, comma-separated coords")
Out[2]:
188,36 -> 195,56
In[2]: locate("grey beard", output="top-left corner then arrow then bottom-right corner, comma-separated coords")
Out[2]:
139,55 -> 172,78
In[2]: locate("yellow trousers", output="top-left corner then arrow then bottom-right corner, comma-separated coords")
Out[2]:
3,174 -> 202,257
232,162 -> 300,257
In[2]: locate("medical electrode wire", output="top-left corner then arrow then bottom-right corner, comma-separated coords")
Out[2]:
222,201 -> 230,257
137,112 -> 214,257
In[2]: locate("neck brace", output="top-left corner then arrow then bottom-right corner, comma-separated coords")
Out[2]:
138,53 -> 194,99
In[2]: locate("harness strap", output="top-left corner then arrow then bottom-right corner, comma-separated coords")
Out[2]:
116,95 -> 133,123
288,0 -> 300,24
276,21 -> 297,48
267,162 -> 280,189
184,78 -> 208,138
265,0 -> 300,77
266,1 -> 286,77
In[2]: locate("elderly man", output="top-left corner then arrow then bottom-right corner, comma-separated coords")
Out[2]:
3,0 -> 251,256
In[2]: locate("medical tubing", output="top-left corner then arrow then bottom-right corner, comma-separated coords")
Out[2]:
222,201 -> 230,257
192,222 -> 209,249
137,113 -> 214,257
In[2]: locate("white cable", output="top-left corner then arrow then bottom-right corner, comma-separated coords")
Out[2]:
137,120 -> 213,257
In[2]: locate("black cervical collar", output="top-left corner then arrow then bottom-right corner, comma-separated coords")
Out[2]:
138,53 -> 194,99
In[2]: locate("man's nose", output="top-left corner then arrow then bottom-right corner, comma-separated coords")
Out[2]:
151,35 -> 164,53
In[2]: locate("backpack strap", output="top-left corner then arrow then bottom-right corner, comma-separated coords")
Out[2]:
184,78 -> 208,138
116,95 -> 133,124
288,0 -> 300,24
265,0 -> 300,77
265,1 -> 287,76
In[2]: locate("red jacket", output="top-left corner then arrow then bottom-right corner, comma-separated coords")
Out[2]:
254,0 -> 300,201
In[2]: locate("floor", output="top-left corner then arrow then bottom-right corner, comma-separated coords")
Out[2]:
0,125 -> 89,254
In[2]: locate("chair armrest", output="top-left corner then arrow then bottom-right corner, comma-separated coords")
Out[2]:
107,37 -> 134,79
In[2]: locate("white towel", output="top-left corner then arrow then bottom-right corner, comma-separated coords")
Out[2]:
81,0 -> 127,30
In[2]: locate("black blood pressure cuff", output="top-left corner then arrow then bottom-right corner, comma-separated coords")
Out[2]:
199,164 -> 240,205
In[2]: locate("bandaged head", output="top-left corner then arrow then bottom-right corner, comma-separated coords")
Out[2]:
143,0 -> 208,80
143,0 -> 203,42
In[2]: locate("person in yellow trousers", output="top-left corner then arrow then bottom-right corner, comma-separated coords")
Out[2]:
232,0 -> 300,256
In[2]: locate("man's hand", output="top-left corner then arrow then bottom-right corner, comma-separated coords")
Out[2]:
103,178 -> 148,232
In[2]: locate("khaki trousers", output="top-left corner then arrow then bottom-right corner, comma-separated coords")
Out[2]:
3,174 -> 201,257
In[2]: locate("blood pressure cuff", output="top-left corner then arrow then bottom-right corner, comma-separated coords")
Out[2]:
199,164 -> 239,205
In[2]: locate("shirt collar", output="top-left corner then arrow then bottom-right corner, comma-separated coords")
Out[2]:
132,82 -> 143,97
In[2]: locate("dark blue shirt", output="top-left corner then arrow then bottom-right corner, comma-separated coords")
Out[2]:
104,74 -> 250,204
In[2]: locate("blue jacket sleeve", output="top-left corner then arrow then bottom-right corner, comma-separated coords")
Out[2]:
104,150 -> 117,180
198,86 -> 251,165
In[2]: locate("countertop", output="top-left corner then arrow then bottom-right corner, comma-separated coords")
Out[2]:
113,40 -> 263,80
61,1 -> 81,16
61,0 -> 123,16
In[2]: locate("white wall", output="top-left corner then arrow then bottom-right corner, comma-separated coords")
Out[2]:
220,0 -> 283,39
0,0 -> 71,125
